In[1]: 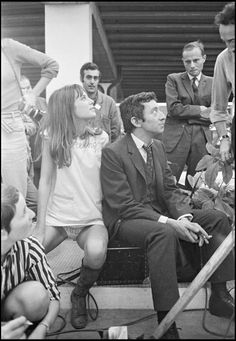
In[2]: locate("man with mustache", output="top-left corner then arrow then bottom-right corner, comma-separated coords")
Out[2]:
80,62 -> 121,142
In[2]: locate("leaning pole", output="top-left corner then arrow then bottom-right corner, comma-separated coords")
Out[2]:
151,229 -> 235,339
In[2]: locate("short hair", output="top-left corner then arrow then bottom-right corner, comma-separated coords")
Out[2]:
215,2 -> 235,26
119,92 -> 157,134
80,62 -> 101,81
1,184 -> 19,234
182,40 -> 205,57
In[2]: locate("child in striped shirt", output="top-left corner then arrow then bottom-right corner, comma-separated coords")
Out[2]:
1,184 -> 60,339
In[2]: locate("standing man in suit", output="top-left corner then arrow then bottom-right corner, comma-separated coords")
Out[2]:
80,62 -> 121,142
101,92 -> 234,339
162,41 -> 212,189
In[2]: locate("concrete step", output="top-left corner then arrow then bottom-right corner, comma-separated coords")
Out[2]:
57,282 -> 211,310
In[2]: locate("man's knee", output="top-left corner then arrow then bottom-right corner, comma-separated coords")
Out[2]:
209,209 -> 231,230
146,223 -> 177,246
3,281 -> 50,321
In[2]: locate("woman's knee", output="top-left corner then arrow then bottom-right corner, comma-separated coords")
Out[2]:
85,238 -> 108,268
3,281 -> 50,322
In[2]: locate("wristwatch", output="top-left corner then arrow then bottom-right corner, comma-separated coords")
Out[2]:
219,134 -> 230,142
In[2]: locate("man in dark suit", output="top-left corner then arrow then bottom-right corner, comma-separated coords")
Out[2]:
101,92 -> 234,339
162,41 -> 213,189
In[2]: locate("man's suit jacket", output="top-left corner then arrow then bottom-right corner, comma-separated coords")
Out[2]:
101,134 -> 192,238
163,72 -> 212,152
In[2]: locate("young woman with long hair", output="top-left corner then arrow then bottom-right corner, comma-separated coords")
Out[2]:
34,84 -> 109,329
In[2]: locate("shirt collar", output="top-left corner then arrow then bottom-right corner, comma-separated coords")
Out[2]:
131,133 -> 153,149
188,72 -> 202,82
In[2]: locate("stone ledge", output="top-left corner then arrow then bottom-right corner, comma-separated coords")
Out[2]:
58,283 -> 211,310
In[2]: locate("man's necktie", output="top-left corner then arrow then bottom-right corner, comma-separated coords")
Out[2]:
192,77 -> 200,105
143,144 -> 153,182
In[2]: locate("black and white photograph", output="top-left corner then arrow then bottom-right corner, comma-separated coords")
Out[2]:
1,1 -> 235,339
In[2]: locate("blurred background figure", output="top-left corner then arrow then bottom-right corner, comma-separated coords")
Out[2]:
1,38 -> 59,198
80,62 -> 121,142
20,75 -> 47,189
210,1 -> 235,161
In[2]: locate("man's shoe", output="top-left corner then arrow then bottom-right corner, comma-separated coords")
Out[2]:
160,323 -> 180,339
209,290 -> 234,318
70,289 -> 88,329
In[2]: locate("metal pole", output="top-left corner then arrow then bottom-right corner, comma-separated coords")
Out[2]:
151,230 -> 235,339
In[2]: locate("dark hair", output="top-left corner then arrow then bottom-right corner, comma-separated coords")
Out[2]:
1,184 -> 19,233
80,62 -> 101,81
215,2 -> 235,25
182,40 -> 205,56
119,92 -> 157,134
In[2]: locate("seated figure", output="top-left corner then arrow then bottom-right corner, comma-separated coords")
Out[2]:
100,91 -> 234,339
1,184 -> 60,339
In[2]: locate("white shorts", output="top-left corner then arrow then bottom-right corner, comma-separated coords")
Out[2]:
63,225 -> 85,241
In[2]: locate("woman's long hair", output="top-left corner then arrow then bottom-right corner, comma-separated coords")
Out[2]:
1,184 -> 19,233
37,84 -> 101,169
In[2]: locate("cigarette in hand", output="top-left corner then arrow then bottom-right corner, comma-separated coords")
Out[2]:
24,320 -> 33,326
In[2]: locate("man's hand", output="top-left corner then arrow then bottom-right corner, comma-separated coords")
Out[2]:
23,91 -> 37,108
167,217 -> 212,246
1,316 -> 29,339
220,138 -> 231,162
200,107 -> 211,119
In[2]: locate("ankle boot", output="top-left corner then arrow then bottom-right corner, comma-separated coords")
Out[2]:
71,261 -> 102,329
209,282 -> 235,319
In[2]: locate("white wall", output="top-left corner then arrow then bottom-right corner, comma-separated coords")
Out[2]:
45,3 -> 92,99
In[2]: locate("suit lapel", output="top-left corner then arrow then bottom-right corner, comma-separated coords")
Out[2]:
181,72 -> 194,103
126,135 -> 147,181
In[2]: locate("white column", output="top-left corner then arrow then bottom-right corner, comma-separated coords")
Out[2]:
45,2 -> 92,99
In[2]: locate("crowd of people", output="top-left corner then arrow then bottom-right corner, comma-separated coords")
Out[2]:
1,2 -> 234,339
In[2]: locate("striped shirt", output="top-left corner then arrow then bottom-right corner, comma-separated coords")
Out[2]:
1,236 -> 60,301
